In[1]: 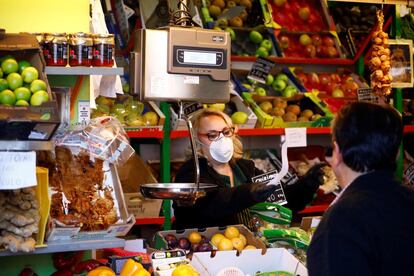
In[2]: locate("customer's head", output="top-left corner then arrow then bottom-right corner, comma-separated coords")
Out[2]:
192,108 -> 243,164
332,101 -> 402,173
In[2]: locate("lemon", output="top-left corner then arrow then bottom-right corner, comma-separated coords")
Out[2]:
188,231 -> 202,244
218,238 -> 233,251
231,237 -> 244,251
172,264 -> 200,276
211,233 -> 225,247
238,233 -> 247,247
224,226 -> 240,239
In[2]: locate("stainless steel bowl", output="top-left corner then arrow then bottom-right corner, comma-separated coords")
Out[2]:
140,183 -> 217,200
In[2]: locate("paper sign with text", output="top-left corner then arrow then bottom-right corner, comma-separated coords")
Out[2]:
247,57 -> 276,84
0,151 -> 36,189
252,170 -> 287,205
285,128 -> 307,147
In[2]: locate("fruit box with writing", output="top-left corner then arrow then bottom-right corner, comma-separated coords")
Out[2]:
199,0 -> 275,29
0,33 -> 60,140
267,0 -> 334,32
46,163 -> 135,242
190,248 -> 308,276
232,67 -> 306,98
243,91 -> 333,128
154,225 -> 266,252
275,31 -> 345,59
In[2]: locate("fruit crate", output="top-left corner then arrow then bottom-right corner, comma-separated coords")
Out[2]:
275,31 -> 345,59
291,68 -> 369,99
229,27 -> 280,58
154,224 -> 266,252
267,0 -> 334,32
232,67 -> 306,98
243,92 -> 333,128
199,0 -> 274,29
0,33 -> 60,140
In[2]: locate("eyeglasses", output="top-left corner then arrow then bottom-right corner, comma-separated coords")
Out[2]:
198,127 -> 235,141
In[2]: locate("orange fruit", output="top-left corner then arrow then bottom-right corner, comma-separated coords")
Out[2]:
239,233 -> 247,247
243,245 -> 257,250
231,237 -> 244,251
188,231 -> 202,244
224,226 -> 240,239
211,233 -> 225,247
218,238 -> 233,251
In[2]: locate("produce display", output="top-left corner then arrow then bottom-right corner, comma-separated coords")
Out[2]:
401,10 -> 414,40
269,0 -> 331,32
206,100 -> 250,125
202,0 -> 265,28
293,68 -> 366,98
91,95 -> 159,127
330,4 -> 378,33
225,28 -> 277,58
0,55 -> 49,106
0,188 -> 40,253
277,32 -> 341,58
161,226 -> 258,252
369,10 -> 392,97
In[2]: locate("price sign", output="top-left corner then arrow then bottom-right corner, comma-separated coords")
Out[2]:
0,151 -> 36,189
247,57 -> 276,84
183,102 -> 203,117
357,88 -> 379,103
252,170 -> 287,205
285,128 -> 307,147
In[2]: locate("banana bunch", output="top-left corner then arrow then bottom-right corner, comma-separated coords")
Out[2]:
370,10 -> 392,97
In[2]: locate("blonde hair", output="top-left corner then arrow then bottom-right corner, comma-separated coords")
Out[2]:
187,108 -> 243,162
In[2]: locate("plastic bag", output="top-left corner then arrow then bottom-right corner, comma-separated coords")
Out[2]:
54,116 -> 134,165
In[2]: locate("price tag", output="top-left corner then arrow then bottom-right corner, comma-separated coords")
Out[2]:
247,57 -> 276,84
0,151 -> 36,189
285,128 -> 307,147
252,171 -> 287,205
404,162 -> 414,188
357,88 -> 378,103
183,102 -> 203,117
78,101 -> 90,126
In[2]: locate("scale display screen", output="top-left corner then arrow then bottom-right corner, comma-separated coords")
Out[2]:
183,51 -> 216,65
173,46 -> 227,69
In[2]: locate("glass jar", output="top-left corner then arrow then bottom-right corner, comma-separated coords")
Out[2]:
68,32 -> 93,66
44,33 -> 68,66
92,34 -> 115,67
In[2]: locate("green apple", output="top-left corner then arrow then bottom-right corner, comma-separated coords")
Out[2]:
0,68 -> 3,78
30,79 -> 47,93
275,73 -> 289,83
0,89 -> 16,105
208,103 -> 226,111
224,27 -> 236,41
21,67 -> 39,83
282,85 -> 298,97
249,31 -> 263,44
6,73 -> 23,90
0,78 -> 8,91
143,111 -> 159,126
18,60 -> 32,74
272,79 -> 287,92
15,99 -> 29,106
30,90 -> 49,106
266,74 -> 274,86
231,111 -> 248,124
1,58 -> 18,74
255,47 -> 269,58
14,87 -> 31,102
0,55 -> 14,64
254,86 -> 267,96
260,39 -> 273,51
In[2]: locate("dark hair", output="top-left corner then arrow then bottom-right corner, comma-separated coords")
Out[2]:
333,102 -> 402,172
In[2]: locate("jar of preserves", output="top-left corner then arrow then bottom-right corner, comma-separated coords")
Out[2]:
92,34 -> 115,67
68,32 -> 93,66
44,33 -> 68,66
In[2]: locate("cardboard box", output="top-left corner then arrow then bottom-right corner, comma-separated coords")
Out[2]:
117,153 -> 163,218
0,33 -> 60,140
154,225 -> 266,252
46,163 -> 135,241
190,248 -> 308,276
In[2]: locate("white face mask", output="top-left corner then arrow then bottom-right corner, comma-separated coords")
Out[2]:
208,135 -> 234,163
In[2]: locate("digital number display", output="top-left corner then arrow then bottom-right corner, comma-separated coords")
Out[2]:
183,51 -> 216,65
